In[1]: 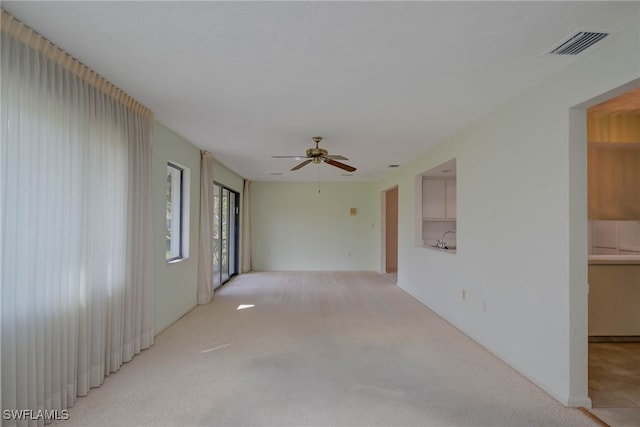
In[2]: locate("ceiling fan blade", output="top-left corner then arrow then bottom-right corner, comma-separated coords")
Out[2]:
324,155 -> 349,160
291,159 -> 312,171
324,158 -> 356,172
272,155 -> 306,159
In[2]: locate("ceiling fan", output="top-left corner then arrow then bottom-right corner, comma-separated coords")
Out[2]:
272,136 -> 357,172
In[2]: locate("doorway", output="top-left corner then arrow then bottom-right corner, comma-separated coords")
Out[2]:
213,183 -> 240,289
384,186 -> 399,273
584,86 -> 640,421
566,78 -> 640,413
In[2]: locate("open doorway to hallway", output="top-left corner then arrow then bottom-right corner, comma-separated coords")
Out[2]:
384,186 -> 399,273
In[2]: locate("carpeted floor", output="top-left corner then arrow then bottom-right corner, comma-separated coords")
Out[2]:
56,271 -> 598,426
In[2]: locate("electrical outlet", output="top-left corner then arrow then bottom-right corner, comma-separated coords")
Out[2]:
483,300 -> 487,312
462,289 -> 466,300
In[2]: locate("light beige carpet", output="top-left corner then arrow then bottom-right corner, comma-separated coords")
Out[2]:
57,272 -> 597,426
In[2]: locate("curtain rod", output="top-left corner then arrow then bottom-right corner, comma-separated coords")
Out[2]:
1,9 -> 154,120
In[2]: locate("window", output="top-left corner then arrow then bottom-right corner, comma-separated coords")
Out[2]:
166,162 -> 190,261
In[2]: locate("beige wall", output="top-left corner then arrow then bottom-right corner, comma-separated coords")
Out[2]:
375,23 -> 639,406
251,181 -> 378,271
152,122 -> 201,334
150,132 -> 245,334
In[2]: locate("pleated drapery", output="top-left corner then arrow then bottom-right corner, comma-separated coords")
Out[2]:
197,151 -> 215,304
1,10 -> 154,424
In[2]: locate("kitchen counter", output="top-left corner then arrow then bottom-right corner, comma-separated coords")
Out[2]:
423,245 -> 457,255
588,255 -> 640,265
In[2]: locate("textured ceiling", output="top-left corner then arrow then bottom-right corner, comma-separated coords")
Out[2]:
3,1 -> 639,181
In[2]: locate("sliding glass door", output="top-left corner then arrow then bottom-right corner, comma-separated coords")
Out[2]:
213,183 -> 239,289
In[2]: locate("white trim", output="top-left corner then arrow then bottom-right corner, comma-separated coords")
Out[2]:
166,161 -> 191,262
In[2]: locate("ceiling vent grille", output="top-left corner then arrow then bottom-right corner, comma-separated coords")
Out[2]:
549,31 -> 609,55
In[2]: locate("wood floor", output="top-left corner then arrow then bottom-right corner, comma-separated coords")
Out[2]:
589,342 -> 640,427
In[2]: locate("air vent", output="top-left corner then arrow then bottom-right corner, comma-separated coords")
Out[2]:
549,31 -> 609,55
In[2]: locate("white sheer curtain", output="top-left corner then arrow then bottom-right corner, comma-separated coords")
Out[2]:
197,151 -> 215,304
241,179 -> 252,273
1,11 -> 154,421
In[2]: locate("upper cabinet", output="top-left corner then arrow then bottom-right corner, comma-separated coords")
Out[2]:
423,178 -> 456,220
587,89 -> 640,221
445,178 -> 456,219
588,145 -> 640,220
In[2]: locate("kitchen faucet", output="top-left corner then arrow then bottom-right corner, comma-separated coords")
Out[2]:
437,230 -> 456,249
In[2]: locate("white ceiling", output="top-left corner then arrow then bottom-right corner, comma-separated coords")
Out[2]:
3,1 -> 639,182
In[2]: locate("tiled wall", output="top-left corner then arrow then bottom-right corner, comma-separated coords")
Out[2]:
422,221 -> 457,247
589,220 -> 640,255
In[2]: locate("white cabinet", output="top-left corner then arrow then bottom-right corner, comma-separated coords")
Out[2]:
589,263 -> 640,336
423,178 -> 456,220
446,179 -> 456,218
422,179 -> 446,219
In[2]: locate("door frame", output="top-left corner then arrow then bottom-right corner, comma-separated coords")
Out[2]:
568,77 -> 640,406
380,185 -> 399,274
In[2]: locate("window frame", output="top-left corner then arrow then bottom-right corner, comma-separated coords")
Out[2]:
166,162 -> 190,262
213,182 -> 240,288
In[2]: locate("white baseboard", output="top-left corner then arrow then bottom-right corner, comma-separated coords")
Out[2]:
567,395 -> 592,408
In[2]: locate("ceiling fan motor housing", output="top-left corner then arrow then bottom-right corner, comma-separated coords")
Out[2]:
276,136 -> 356,172
306,147 -> 328,160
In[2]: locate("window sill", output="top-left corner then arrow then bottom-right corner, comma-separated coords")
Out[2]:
166,257 -> 188,264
